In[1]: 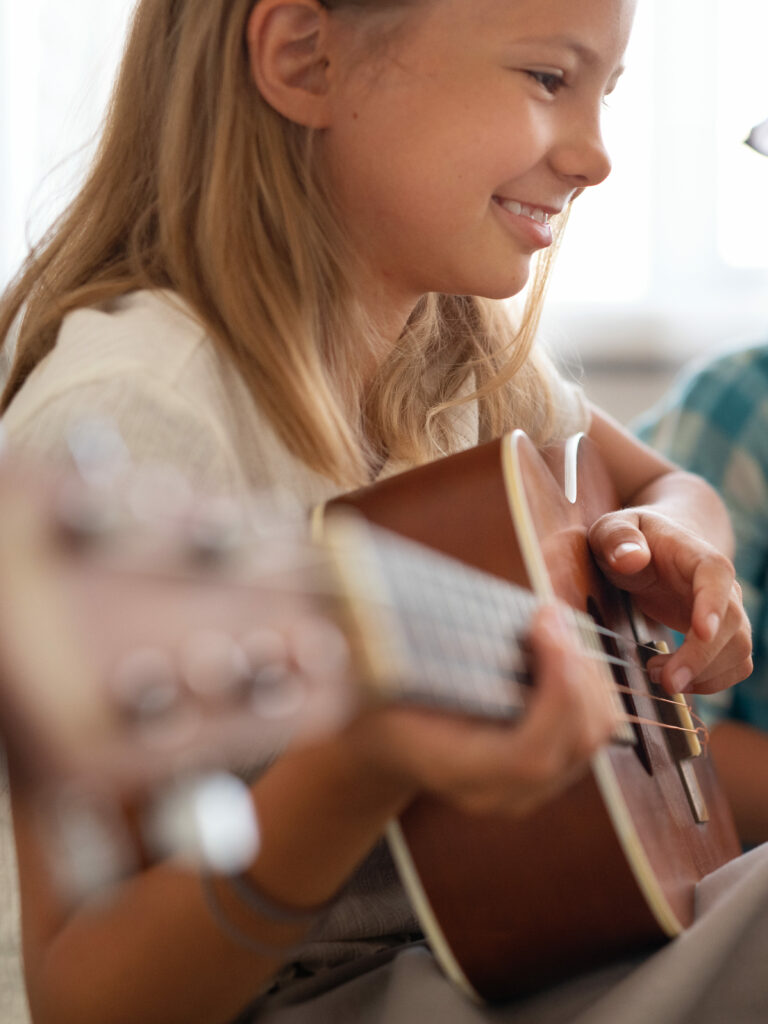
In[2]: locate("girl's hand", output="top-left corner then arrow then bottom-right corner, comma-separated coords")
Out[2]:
344,604 -> 618,819
587,508 -> 752,695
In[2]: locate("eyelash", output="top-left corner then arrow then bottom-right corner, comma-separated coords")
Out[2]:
526,70 -> 565,95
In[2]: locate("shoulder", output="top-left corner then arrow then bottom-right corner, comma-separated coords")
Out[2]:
13,289 -> 211,397
3,289 -> 213,415
2,291 -> 342,505
2,291 -> 248,494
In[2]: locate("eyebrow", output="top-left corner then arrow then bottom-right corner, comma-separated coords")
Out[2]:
515,34 -> 624,75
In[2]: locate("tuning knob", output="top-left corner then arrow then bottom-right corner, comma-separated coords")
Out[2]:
143,772 -> 260,874
53,478 -> 123,546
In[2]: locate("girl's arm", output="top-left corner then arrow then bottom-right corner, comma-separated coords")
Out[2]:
13,604 -> 616,1024
585,405 -> 752,696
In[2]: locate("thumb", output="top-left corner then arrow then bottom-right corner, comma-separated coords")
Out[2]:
588,513 -> 651,576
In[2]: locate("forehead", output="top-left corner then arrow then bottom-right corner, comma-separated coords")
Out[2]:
415,0 -> 636,61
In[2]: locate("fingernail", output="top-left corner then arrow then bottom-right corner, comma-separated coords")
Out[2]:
671,667 -> 693,693
611,542 -> 644,562
648,666 -> 662,685
706,613 -> 720,639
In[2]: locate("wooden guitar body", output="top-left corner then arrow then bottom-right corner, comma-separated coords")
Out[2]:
325,431 -> 740,1002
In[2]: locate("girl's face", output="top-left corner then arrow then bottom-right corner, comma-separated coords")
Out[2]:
322,0 -> 635,320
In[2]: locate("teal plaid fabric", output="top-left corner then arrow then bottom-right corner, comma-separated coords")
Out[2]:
635,342 -> 768,729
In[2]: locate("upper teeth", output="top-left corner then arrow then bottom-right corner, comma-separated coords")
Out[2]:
498,199 -> 550,224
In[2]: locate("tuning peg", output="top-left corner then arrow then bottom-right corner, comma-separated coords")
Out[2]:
182,497 -> 247,566
110,647 -> 184,723
180,630 -> 252,702
53,476 -> 124,546
143,772 -> 260,874
241,628 -> 306,720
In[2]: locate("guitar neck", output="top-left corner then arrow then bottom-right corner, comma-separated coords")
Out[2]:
324,515 -> 617,725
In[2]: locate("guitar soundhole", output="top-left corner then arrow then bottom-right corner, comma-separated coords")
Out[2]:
586,599 -> 653,777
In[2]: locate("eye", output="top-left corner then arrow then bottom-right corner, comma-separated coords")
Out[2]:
526,70 -> 565,96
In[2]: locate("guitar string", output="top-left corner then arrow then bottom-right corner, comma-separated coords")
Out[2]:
384,602 -> 710,746
388,644 -> 708,747
229,563 -> 712,748
394,659 -> 708,747
114,543 -> 710,749
140,526 -> 698,670
142,539 -> 692,670
612,683 -> 710,749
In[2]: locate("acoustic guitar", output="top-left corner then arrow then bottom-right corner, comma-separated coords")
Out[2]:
0,430 -> 740,996
320,429 -> 741,1003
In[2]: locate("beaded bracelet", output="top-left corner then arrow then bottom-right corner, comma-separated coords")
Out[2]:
201,873 -> 331,957
227,872 -> 330,925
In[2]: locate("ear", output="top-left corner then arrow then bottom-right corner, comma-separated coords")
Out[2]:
246,0 -> 334,129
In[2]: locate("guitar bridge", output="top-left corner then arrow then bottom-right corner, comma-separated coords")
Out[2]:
638,641 -> 710,824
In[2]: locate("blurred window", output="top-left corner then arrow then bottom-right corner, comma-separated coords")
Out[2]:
2,0 -> 768,360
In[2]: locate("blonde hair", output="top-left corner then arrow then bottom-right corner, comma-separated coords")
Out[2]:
0,0 -> 573,486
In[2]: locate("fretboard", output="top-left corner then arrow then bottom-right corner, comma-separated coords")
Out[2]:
329,519 -> 606,721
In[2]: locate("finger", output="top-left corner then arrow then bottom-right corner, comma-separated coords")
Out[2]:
375,606 -> 622,817
686,556 -> 737,643
685,658 -> 753,695
588,513 -> 651,576
674,617 -> 752,690
656,612 -> 749,694
438,607 -> 613,815
677,578 -> 747,684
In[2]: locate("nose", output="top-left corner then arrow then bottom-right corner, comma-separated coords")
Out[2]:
551,115 -> 612,189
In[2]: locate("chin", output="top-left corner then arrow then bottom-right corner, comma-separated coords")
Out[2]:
468,259 -> 534,301
427,258 -> 533,303
474,272 -> 532,302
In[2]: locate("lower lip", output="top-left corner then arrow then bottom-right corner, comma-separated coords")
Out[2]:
491,197 -> 553,249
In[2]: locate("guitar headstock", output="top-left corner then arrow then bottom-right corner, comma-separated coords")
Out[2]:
0,447 -> 353,892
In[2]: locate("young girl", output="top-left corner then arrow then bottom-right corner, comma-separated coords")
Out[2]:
0,1 -> 757,1023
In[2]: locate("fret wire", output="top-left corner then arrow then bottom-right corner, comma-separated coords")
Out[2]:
341,534 -> 704,741
226,528 -> 670,666
395,604 -> 529,714
392,603 -> 664,681
361,531 -> 677,713
373,532 -> 670,644
371,592 -> 692,722
361,576 -> 661,679
381,654 -> 704,744
397,608 -> 692,709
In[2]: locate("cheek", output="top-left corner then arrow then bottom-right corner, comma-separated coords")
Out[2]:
322,117 -> 445,226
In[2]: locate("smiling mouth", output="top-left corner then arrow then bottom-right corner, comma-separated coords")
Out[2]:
492,197 -> 554,224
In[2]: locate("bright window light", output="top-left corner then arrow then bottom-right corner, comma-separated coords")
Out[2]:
547,0 -> 655,304
3,0 -> 768,361
716,0 -> 768,270
0,0 -> 134,286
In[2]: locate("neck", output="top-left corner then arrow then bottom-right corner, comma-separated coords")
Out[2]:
353,270 -> 424,388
